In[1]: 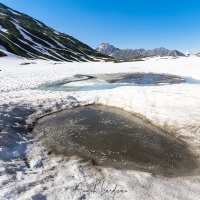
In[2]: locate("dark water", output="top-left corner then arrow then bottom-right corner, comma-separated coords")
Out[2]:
107,73 -> 185,84
32,105 -> 198,176
37,73 -> 189,92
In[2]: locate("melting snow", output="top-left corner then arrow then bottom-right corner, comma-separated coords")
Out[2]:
54,31 -> 60,35
0,56 -> 200,199
33,19 -> 43,27
10,17 -> 19,23
48,36 -> 66,48
0,32 -> 36,58
12,22 -> 56,48
0,45 -> 6,51
68,37 -> 76,44
0,25 -> 8,33
12,23 -> 68,61
8,8 -> 20,15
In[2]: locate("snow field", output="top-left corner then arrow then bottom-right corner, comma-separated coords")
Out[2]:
0,56 -> 200,199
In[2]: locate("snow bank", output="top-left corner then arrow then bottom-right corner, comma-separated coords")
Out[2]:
0,45 -> 7,51
0,56 -> 200,199
0,25 -> 8,33
8,9 -> 21,16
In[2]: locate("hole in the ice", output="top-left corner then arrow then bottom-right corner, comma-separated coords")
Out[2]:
32,105 -> 199,177
106,73 -> 185,84
36,73 -> 200,92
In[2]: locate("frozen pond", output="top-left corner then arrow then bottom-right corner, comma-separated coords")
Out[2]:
32,105 -> 198,176
37,73 -> 187,92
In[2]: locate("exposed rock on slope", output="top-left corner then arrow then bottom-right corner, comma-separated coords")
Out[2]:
96,43 -> 185,60
0,3 -> 110,61
0,50 -> 7,57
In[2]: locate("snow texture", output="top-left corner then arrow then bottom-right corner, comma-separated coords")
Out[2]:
0,45 -> 6,51
0,25 -> 8,33
8,8 -> 21,15
0,56 -> 200,200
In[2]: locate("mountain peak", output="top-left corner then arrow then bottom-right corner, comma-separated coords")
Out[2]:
96,43 -> 185,60
96,43 -> 120,56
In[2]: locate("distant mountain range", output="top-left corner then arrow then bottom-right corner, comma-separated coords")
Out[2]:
0,3 -> 110,61
96,43 -> 185,60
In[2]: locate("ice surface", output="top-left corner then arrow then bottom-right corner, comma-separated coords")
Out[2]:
38,73 -> 188,92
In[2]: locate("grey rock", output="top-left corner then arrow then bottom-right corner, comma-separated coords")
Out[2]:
96,43 -> 185,60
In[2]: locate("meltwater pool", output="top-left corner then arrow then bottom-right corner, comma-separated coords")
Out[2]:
32,105 -> 198,176
37,73 -> 188,92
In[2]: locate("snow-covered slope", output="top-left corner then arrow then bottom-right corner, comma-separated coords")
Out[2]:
0,50 -> 6,57
0,3 -> 110,62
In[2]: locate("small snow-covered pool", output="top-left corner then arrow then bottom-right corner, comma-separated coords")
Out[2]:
32,105 -> 198,176
37,73 -> 188,92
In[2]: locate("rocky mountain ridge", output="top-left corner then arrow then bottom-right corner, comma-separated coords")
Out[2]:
96,43 -> 185,60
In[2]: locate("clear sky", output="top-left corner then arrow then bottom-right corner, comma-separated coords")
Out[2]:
0,0 -> 200,53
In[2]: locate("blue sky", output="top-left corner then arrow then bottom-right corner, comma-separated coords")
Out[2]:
0,0 -> 200,53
